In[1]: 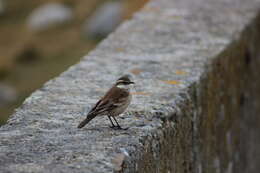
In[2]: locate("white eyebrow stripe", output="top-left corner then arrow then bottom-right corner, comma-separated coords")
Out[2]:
117,80 -> 124,83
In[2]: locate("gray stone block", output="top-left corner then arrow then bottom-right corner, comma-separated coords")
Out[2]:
82,1 -> 124,38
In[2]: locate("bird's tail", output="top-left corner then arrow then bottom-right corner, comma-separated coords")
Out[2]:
77,113 -> 96,128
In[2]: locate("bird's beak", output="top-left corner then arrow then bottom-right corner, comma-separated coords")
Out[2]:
129,81 -> 135,84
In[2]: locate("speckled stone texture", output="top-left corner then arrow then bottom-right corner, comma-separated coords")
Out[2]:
1,0 -> 260,172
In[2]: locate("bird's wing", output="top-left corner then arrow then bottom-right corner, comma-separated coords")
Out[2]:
87,99 -> 110,116
87,86 -> 129,116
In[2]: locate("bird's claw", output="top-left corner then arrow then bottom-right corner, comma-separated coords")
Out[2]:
109,126 -> 128,130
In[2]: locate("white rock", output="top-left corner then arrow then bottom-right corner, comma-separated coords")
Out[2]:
82,1 -> 123,38
0,84 -> 17,106
0,0 -> 5,15
27,3 -> 73,31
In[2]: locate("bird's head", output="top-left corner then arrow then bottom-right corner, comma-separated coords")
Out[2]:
116,75 -> 135,87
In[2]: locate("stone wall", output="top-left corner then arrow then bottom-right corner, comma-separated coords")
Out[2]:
0,0 -> 260,172
194,13 -> 260,173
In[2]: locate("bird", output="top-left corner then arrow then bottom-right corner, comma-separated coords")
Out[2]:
77,75 -> 135,130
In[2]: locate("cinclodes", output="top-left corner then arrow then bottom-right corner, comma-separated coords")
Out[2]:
77,75 -> 134,130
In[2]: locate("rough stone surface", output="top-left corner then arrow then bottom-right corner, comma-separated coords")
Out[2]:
27,3 -> 73,31
1,0 -> 260,173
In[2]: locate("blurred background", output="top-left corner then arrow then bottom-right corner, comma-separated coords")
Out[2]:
0,0 -> 149,125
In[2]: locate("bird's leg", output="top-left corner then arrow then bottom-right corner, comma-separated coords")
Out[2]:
108,116 -> 116,128
112,116 -> 121,129
112,117 -> 128,130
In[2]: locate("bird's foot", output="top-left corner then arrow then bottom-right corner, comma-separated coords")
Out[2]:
110,125 -> 128,130
109,125 -> 116,129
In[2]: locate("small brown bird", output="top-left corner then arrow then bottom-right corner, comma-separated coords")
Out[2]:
77,75 -> 134,130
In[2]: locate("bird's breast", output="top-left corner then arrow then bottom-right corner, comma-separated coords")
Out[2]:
111,94 -> 132,116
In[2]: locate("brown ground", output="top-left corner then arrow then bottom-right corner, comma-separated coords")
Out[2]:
0,0 -> 149,124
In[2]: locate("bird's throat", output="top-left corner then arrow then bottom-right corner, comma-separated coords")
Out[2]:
116,84 -> 130,90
